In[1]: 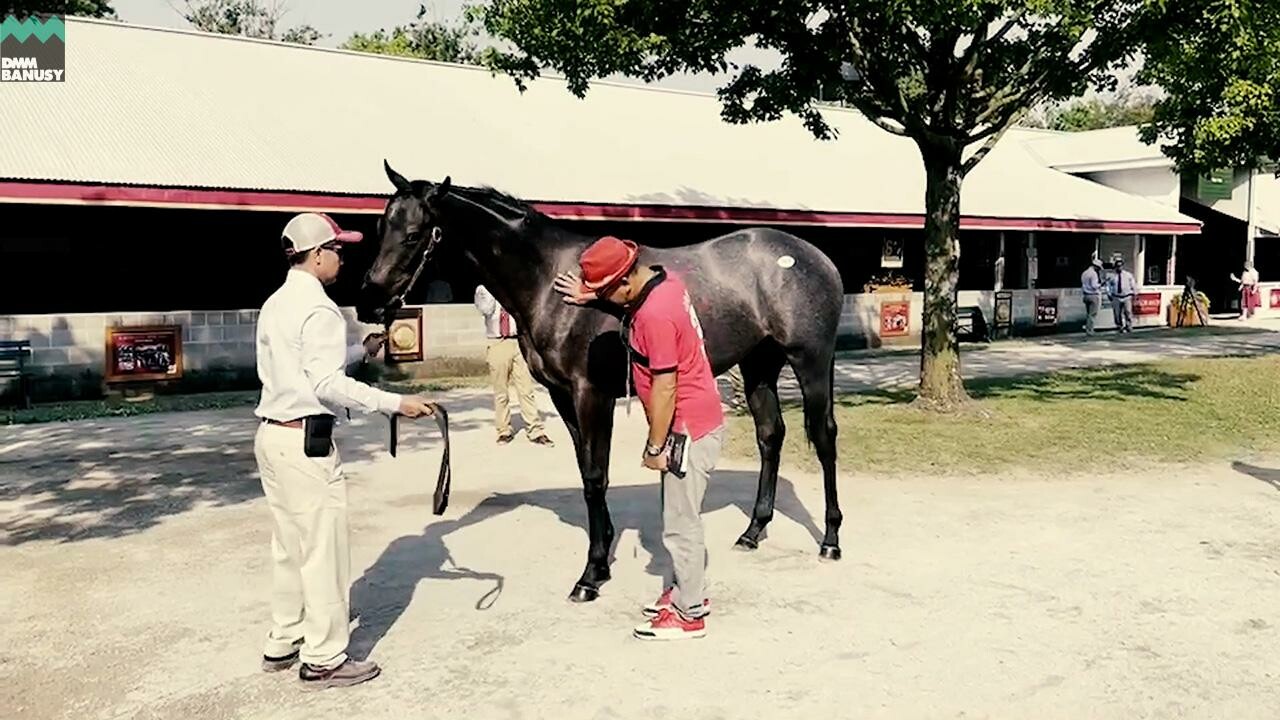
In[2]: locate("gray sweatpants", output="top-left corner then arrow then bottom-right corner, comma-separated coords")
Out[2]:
661,426 -> 723,620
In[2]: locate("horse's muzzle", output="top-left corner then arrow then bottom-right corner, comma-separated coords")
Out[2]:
356,284 -> 396,325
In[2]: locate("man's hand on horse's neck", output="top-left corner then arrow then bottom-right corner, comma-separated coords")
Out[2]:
647,372 -> 677,449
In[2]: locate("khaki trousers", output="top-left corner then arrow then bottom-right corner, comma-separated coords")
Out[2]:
254,422 -> 351,669
486,337 -> 544,437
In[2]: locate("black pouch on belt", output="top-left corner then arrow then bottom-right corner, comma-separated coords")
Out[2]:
303,414 -> 335,457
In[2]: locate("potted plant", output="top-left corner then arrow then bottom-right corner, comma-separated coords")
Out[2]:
1166,288 -> 1211,327
864,271 -> 913,294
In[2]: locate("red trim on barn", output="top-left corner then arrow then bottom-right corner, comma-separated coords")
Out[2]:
0,180 -> 1202,234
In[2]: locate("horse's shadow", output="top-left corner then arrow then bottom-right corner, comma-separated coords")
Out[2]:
347,469 -> 821,660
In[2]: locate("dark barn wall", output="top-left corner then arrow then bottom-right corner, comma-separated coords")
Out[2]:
0,203 -> 381,314
1174,200 -> 1249,314
2,202 -> 1070,315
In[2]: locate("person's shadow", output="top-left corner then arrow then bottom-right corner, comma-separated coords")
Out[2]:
347,469 -> 821,659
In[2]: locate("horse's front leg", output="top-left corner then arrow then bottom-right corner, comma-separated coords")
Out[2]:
550,386 -> 616,602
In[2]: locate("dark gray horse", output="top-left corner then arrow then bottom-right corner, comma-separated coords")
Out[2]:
357,162 -> 845,602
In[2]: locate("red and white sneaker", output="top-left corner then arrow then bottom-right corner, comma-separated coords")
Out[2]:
642,587 -> 710,618
633,608 -> 706,641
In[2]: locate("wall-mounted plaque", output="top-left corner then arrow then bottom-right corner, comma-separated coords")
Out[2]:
105,325 -> 183,383
386,308 -> 424,364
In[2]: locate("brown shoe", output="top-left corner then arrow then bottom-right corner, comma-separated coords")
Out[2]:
497,432 -> 514,445
530,434 -> 554,447
298,658 -> 381,691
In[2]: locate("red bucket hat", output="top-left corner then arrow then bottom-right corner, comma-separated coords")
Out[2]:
579,236 -> 640,291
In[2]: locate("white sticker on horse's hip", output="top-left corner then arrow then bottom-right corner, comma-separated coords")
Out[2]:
777,255 -> 796,269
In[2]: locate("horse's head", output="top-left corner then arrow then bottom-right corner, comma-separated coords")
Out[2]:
357,160 -> 452,325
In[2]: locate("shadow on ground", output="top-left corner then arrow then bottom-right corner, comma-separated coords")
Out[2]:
0,390 -> 523,546
347,469 -> 820,660
1231,461 -> 1280,493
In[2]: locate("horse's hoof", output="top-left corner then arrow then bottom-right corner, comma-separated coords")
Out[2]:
818,544 -> 842,561
568,584 -> 599,603
733,535 -> 759,551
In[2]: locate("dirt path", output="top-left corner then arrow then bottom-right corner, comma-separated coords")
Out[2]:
4,389 -> 1280,719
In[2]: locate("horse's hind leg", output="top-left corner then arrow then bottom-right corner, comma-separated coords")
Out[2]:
787,344 -> 842,560
734,343 -> 787,551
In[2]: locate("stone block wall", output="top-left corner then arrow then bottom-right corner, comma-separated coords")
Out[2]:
0,286 -> 1232,403
0,304 -> 490,402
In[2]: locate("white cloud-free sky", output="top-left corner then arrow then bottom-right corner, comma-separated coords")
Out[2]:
106,0 -> 780,94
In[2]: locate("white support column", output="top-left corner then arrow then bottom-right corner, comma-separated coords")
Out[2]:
1027,232 -> 1038,289
1136,235 -> 1147,288
1168,235 -> 1178,286
994,232 -> 1006,291
1246,167 -> 1259,265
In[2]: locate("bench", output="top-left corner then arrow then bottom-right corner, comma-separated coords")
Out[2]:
0,340 -> 33,409
955,306 -> 991,343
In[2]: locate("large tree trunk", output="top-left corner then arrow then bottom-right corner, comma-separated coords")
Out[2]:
915,141 -> 969,411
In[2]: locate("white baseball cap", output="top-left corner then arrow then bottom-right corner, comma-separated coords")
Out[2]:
281,212 -> 363,255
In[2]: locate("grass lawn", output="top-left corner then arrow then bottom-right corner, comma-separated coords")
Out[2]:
725,355 -> 1280,477
0,376 -> 489,425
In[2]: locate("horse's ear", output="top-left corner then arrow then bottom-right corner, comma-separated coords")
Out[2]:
425,175 -> 452,202
384,159 -> 411,192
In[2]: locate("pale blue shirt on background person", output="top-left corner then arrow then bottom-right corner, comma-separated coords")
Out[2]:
1080,258 -> 1103,336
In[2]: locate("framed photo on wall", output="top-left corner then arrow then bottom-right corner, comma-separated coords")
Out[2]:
879,300 -> 910,337
1035,295 -> 1059,326
105,325 -> 183,383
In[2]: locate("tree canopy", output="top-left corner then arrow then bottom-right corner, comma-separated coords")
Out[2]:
1138,0 -> 1279,173
3,1 -> 114,17
469,0 -> 1168,407
181,0 -> 322,45
341,4 -> 481,64
1024,92 -> 1158,132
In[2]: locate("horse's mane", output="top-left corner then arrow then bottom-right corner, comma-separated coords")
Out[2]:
454,184 -> 549,228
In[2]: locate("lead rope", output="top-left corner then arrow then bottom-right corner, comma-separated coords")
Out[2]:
622,318 -> 633,417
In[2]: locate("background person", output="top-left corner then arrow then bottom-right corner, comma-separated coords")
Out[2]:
1108,259 -> 1137,333
1081,258 -> 1103,336
474,284 -> 553,446
1231,261 -> 1260,319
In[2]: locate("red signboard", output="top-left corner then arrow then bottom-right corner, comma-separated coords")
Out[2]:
1270,288 -> 1280,309
880,301 -> 910,337
1134,292 -> 1162,316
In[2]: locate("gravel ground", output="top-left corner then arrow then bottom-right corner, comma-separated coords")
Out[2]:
4,385 -> 1280,719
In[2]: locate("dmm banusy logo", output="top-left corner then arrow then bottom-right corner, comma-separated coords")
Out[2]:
0,14 -> 65,82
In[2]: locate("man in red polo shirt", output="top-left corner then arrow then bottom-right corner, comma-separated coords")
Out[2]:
554,236 -> 724,641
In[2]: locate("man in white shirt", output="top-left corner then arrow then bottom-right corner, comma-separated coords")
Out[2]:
1107,259 -> 1138,333
254,212 -> 436,691
474,284 -> 553,446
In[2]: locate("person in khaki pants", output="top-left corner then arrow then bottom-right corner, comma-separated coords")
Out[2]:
474,284 -> 554,446
254,212 -> 436,690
